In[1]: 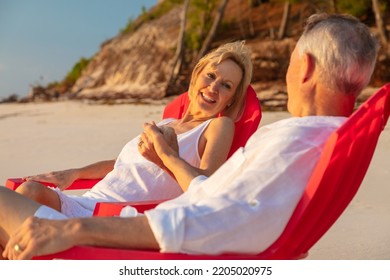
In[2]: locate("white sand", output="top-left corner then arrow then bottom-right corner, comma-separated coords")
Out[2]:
0,101 -> 389,259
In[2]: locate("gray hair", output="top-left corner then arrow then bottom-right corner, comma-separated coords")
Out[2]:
296,13 -> 379,96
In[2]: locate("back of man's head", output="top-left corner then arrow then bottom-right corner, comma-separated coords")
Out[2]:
296,13 -> 379,96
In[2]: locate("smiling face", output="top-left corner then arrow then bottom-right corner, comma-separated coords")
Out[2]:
189,59 -> 243,119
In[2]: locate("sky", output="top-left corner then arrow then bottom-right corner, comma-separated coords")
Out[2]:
0,0 -> 157,98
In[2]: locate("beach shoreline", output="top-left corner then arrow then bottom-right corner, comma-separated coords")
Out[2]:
0,101 -> 389,259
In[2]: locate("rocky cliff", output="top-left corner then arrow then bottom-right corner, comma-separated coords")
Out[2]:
67,1 -> 306,110
71,7 -> 182,101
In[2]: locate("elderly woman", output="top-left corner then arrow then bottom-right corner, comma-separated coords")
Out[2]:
14,41 -> 253,218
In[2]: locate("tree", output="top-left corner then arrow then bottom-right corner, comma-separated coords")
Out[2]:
278,1 -> 290,40
372,0 -> 388,47
329,0 -> 337,13
247,0 -> 256,38
196,0 -> 229,62
168,0 -> 190,86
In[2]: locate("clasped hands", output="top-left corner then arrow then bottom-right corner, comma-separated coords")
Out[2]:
137,122 -> 179,169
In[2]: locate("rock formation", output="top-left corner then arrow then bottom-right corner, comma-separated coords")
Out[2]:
71,7 -> 182,101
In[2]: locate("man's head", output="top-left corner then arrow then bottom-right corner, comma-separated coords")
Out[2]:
286,13 -> 379,116
297,13 -> 378,96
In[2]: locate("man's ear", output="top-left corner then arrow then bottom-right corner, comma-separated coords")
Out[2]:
301,53 -> 315,83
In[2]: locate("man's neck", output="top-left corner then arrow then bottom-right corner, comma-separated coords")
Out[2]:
301,87 -> 356,117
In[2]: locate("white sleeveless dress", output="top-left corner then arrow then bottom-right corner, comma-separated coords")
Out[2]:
53,118 -> 213,218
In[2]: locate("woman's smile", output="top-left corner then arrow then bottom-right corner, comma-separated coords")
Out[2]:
201,92 -> 216,103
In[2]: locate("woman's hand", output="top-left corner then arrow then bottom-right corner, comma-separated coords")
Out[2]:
3,217 -> 75,260
23,169 -> 79,191
138,122 -> 179,171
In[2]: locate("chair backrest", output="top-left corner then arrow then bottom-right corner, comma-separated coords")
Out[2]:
256,83 -> 390,259
163,85 -> 262,158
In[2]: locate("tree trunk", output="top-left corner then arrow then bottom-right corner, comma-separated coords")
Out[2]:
199,0 -> 212,44
237,0 -> 246,39
167,0 -> 190,93
196,0 -> 229,62
329,0 -> 337,13
372,0 -> 388,46
278,1 -> 290,40
248,0 -> 255,38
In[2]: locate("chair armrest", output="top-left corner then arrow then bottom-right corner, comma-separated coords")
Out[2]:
5,178 -> 31,190
66,179 -> 101,190
4,178 -> 101,191
93,200 -> 166,216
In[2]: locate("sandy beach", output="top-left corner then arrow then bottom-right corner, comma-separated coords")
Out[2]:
0,101 -> 389,259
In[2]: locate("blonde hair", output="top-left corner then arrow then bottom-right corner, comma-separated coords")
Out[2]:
188,41 -> 253,120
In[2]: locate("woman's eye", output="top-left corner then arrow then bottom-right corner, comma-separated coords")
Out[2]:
223,83 -> 232,90
207,73 -> 216,79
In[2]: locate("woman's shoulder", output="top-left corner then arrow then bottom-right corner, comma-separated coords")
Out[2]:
206,116 -> 234,134
210,116 -> 234,126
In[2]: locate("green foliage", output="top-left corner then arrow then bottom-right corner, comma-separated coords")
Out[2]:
269,0 -> 373,17
120,17 -> 136,34
185,0 -> 218,51
144,0 -> 183,21
133,0 -> 183,25
120,0 -> 230,51
120,1 -> 184,34
64,57 -> 91,85
46,81 -> 60,88
336,0 -> 372,17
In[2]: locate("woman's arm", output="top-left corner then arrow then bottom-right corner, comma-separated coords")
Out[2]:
197,117 -> 235,176
143,117 -> 234,191
72,160 -> 116,179
24,160 -> 115,190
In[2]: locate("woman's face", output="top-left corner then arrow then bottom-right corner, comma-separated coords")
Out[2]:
190,59 -> 243,118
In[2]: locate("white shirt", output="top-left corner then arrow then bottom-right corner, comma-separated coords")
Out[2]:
144,116 -> 346,255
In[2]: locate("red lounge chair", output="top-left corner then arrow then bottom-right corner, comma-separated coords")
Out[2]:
26,83 -> 390,260
6,84 -> 389,259
5,84 -> 261,191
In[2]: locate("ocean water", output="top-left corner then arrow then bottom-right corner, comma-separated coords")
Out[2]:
0,0 -> 156,101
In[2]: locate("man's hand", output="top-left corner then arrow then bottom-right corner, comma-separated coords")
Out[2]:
3,217 -> 75,260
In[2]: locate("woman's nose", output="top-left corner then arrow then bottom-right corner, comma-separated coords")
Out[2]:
209,81 -> 219,93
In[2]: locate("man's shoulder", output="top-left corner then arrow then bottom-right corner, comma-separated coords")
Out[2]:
262,116 -> 347,130
250,116 -> 347,147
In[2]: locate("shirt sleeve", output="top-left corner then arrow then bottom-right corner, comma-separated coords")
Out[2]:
187,175 -> 208,191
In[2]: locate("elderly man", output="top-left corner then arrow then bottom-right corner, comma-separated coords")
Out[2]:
0,13 -> 379,259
